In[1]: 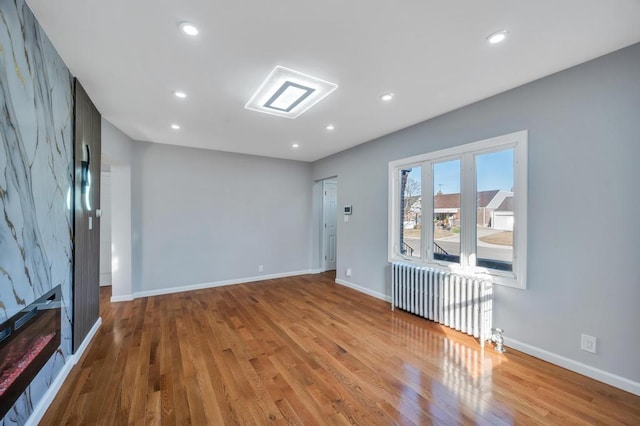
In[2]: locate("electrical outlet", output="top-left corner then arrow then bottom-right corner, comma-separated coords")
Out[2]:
346,268 -> 352,277
581,334 -> 597,353
258,265 -> 264,272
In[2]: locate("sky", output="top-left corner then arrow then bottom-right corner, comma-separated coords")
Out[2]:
406,148 -> 514,194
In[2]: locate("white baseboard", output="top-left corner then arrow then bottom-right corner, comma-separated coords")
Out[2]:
335,278 -> 391,303
133,270 -> 316,299
73,317 -> 102,365
25,317 -> 102,426
110,294 -> 134,303
24,358 -> 74,426
99,273 -> 111,287
330,280 -> 640,396
308,268 -> 325,274
504,337 -> 640,396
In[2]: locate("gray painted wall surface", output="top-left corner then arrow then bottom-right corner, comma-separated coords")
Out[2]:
101,119 -> 135,299
312,43 -> 640,382
102,118 -> 134,165
129,142 -> 313,292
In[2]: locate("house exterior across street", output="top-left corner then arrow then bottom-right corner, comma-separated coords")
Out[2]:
406,189 -> 514,231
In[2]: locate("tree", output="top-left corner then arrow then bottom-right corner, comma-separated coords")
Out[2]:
403,177 -> 421,225
400,171 -> 422,255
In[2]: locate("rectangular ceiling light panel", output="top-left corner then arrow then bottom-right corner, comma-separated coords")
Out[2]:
245,66 -> 338,119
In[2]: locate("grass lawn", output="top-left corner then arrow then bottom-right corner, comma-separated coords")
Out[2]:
479,231 -> 513,246
404,227 -> 513,246
403,227 -> 454,239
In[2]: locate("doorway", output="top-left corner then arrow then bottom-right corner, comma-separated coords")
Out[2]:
322,179 -> 337,271
99,167 -> 112,286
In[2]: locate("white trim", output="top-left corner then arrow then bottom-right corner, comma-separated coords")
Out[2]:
99,273 -> 111,287
133,270 -> 315,299
388,130 -> 527,168
24,360 -> 74,426
111,270 -> 325,302
110,294 -> 134,303
25,317 -> 102,426
387,164 -> 399,262
321,179 -> 338,272
504,337 -> 640,396
388,130 -> 528,289
335,278 -> 391,303
73,317 -> 102,365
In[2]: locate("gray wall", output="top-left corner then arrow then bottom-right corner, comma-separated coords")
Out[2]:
102,117 -> 134,165
101,118 -> 135,300
130,142 -> 313,293
312,43 -> 640,383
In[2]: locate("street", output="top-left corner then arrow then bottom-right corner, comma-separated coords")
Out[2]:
403,227 -> 512,262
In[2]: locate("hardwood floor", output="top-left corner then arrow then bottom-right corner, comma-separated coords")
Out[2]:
43,273 -> 640,425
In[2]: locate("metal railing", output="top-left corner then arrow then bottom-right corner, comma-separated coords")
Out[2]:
401,241 -> 414,256
433,242 -> 448,255
401,241 -> 449,257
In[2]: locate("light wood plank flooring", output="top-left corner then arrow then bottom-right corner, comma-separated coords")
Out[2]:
43,273 -> 640,425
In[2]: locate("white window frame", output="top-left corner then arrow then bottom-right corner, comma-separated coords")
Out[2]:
388,130 -> 528,289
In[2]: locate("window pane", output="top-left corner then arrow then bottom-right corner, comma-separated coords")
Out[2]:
433,160 -> 460,262
476,149 -> 514,271
400,167 -> 421,258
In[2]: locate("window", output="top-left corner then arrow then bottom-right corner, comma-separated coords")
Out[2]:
476,149 -> 514,271
388,131 -> 527,288
400,166 -> 421,259
433,159 -> 461,263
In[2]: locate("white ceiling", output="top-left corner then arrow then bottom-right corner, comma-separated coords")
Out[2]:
27,0 -> 640,162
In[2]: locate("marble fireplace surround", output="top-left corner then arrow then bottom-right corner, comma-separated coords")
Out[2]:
0,0 -> 80,424
0,287 -> 62,420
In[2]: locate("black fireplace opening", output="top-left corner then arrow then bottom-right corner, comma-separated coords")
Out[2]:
0,285 -> 62,418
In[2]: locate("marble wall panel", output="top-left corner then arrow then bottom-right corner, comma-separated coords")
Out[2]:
0,0 -> 73,423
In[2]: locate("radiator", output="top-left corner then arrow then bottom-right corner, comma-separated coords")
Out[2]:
391,262 -> 493,345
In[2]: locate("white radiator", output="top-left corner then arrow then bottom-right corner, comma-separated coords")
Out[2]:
391,262 -> 493,345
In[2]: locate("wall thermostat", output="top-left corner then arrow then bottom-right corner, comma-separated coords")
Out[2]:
344,205 -> 352,215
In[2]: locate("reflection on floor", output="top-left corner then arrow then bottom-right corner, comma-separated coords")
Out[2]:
391,315 -> 499,422
42,275 -> 640,425
321,269 -> 337,280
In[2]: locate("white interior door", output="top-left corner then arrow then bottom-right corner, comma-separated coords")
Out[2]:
99,170 -> 112,286
323,180 -> 337,270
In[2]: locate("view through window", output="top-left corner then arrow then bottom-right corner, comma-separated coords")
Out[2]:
389,131 -> 527,288
433,159 -> 461,263
476,149 -> 514,271
400,166 -> 421,259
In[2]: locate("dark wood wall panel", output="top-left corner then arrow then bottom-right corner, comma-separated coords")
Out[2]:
73,79 -> 101,353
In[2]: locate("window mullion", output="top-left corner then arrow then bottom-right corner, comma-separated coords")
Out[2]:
460,153 -> 477,269
423,162 -> 434,262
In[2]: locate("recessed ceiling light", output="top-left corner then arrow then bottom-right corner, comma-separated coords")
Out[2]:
245,66 -> 338,119
174,91 -> 187,99
171,124 -> 181,130
380,93 -> 394,102
487,30 -> 508,44
179,22 -> 199,36
326,124 -> 335,131
291,143 -> 300,149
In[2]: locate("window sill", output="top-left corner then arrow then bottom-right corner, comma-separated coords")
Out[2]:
388,256 -> 526,289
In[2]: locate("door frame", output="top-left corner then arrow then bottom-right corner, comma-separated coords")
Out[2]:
319,177 -> 338,272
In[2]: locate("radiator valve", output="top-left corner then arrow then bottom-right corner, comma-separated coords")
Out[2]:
491,328 -> 506,353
